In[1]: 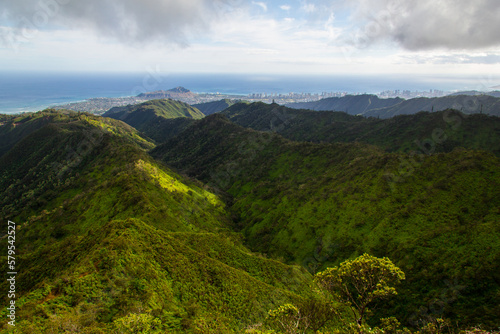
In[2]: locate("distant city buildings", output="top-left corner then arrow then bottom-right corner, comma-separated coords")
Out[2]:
378,89 -> 446,99
53,88 -> 451,114
245,89 -> 448,104
245,91 -> 352,104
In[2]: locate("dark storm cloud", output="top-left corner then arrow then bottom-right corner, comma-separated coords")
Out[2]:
350,0 -> 500,50
1,0 -> 238,46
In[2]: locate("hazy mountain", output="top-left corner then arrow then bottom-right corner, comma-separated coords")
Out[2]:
287,94 -> 500,118
449,90 -> 500,97
286,94 -> 404,115
365,94 -> 500,118
136,86 -> 197,100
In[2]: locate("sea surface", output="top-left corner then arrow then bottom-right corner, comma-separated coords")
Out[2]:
0,71 -> 495,114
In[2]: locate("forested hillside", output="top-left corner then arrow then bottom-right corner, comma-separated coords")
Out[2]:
193,99 -> 239,116
0,111 -> 313,333
153,113 -> 500,327
103,99 -> 202,143
221,102 -> 500,156
1,106 -> 499,332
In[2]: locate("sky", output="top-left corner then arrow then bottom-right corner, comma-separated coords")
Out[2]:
0,0 -> 499,83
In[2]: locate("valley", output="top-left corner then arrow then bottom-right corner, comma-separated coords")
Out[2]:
1,99 -> 499,333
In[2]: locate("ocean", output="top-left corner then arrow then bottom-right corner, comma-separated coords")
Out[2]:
0,71 -> 495,114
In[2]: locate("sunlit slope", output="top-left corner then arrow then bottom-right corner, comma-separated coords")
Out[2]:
104,99 -> 203,143
153,113 -> 500,327
0,111 -> 312,332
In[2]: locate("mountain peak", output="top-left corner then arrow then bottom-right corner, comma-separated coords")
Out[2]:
136,87 -> 195,98
167,86 -> 190,93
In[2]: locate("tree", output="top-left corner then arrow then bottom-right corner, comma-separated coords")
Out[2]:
267,304 -> 305,334
113,313 -> 162,333
314,253 -> 405,332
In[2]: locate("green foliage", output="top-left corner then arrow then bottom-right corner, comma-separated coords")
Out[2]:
222,103 -> 500,156
375,317 -> 411,334
315,254 -> 405,329
2,106 -> 500,332
0,110 -> 313,332
265,298 -> 339,334
154,113 -> 500,328
267,304 -> 303,334
193,99 -> 240,116
113,313 -> 163,333
419,318 -> 450,334
103,99 -> 203,143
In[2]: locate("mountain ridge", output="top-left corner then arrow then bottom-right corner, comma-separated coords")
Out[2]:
286,94 -> 500,118
103,99 -> 203,143
153,113 -> 500,327
0,110 -> 313,332
137,86 -> 196,99
220,102 -> 500,156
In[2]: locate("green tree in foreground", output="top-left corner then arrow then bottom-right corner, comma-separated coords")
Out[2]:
257,298 -> 338,334
314,253 -> 405,332
268,304 -> 303,334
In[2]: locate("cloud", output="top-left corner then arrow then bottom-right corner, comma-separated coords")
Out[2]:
280,5 -> 291,11
346,0 -> 500,50
252,1 -> 267,12
1,0 -> 237,46
396,53 -> 500,65
301,3 -> 316,13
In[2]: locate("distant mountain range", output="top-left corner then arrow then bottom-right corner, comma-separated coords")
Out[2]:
287,94 -> 500,118
286,94 -> 403,115
221,102 -> 500,156
450,90 -> 500,97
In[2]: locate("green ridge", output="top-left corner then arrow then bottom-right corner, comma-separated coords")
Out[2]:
0,111 -> 312,332
193,99 -> 240,116
103,99 -> 203,143
221,102 -> 500,156
153,113 -> 500,328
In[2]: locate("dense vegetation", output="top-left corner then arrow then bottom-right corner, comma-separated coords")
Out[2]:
1,103 -> 499,332
221,102 -> 500,156
0,111 -> 313,333
103,99 -> 203,143
153,113 -> 500,328
193,99 -> 240,116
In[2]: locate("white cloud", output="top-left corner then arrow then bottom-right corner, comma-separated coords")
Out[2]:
1,0 -> 499,77
252,1 -> 268,12
0,0 -> 237,47
346,0 -> 500,50
302,3 -> 316,13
